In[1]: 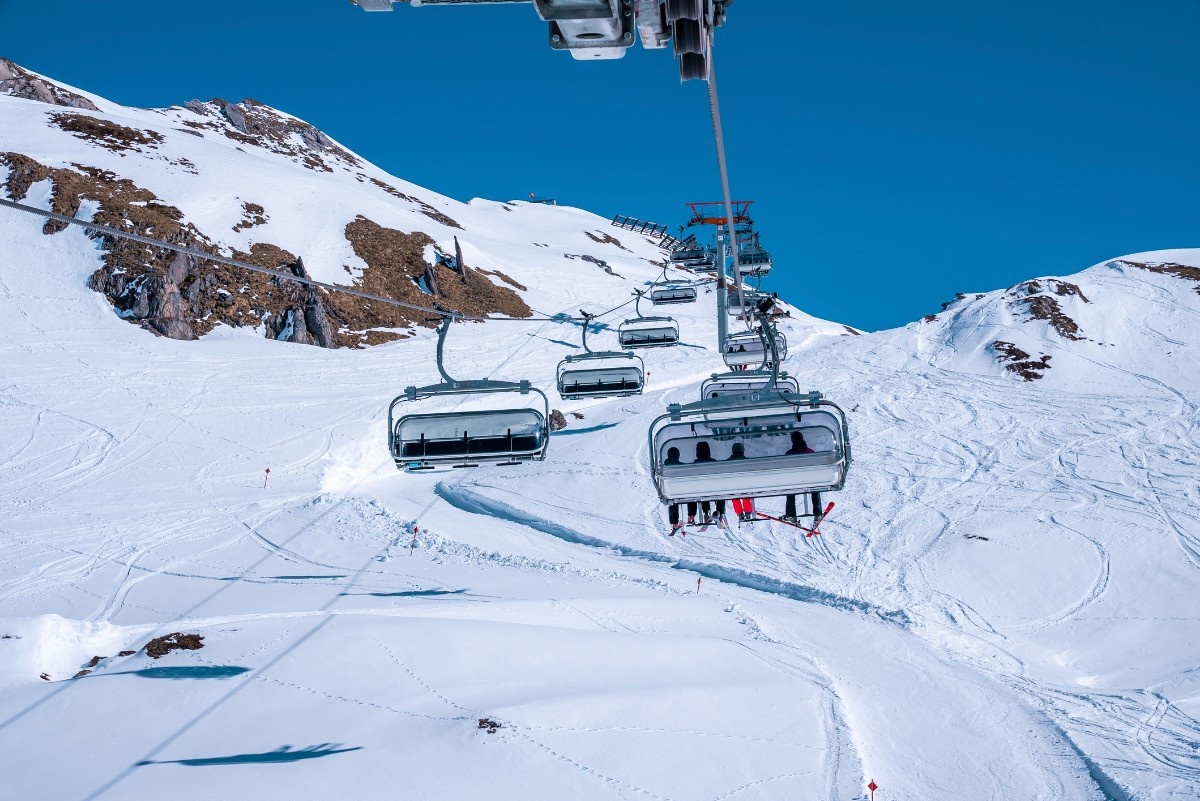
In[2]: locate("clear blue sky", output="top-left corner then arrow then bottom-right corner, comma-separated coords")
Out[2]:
3,1 -> 1197,330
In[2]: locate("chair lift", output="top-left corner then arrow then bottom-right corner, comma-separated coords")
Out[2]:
619,290 -> 680,348
388,316 -> 551,470
557,312 -> 645,400
648,310 -> 851,509
723,328 -> 788,369
649,267 -> 698,306
699,371 -> 801,402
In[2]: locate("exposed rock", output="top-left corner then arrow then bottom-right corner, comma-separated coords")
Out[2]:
549,410 -> 568,431
0,58 -> 100,110
143,632 -> 204,659
181,97 -> 363,173
584,230 -> 630,251
993,340 -> 1052,381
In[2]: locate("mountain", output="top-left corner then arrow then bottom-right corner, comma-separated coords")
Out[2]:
2,59 -> 1198,801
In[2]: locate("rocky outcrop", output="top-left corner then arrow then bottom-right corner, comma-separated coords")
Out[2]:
0,58 -> 100,110
1,152 -> 531,349
181,97 -> 363,173
549,410 -> 568,431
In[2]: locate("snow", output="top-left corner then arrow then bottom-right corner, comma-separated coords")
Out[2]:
3,76 -> 1200,801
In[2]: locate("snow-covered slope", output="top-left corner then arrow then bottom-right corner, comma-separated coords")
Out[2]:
2,62 -> 1199,801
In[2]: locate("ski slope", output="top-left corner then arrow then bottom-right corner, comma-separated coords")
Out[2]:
2,66 -> 1200,801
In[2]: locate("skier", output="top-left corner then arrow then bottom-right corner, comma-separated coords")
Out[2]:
784,432 -> 815,521
694,442 -> 727,526
664,447 -> 698,535
726,442 -> 756,522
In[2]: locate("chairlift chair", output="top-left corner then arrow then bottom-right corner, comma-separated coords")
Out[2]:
723,329 -> 787,368
650,284 -> 698,305
648,392 -> 851,505
700,371 -> 800,402
619,316 -> 680,348
389,317 -> 551,470
555,312 -> 645,399
619,291 -> 680,349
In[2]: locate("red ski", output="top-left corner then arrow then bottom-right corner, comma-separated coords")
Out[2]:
755,502 -> 835,538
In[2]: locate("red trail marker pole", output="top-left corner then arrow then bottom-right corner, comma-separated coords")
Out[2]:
868,780 -> 878,801
410,525 -> 419,556
263,468 -> 270,489
696,577 -> 702,594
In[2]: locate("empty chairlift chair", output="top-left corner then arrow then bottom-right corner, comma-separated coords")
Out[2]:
388,317 -> 551,470
650,284 -> 698,305
649,392 -> 851,506
619,316 -> 680,348
619,290 -> 680,349
556,312 -> 645,400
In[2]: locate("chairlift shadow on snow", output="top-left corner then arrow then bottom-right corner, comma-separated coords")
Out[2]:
135,743 -> 363,767
551,421 -> 621,436
342,588 -> 471,599
93,666 -> 252,680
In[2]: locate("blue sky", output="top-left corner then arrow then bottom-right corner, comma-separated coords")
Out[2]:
3,0 -> 1197,330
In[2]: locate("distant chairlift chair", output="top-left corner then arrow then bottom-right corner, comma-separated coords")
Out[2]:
619,290 -> 680,349
557,312 -> 645,400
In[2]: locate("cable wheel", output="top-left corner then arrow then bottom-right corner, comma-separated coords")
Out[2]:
679,52 -> 707,82
665,0 -> 700,23
672,18 -> 704,55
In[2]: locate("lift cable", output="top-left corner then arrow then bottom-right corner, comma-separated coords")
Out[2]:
704,39 -> 749,330
0,197 -> 644,326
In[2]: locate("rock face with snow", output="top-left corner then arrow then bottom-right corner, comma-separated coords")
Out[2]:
2,60 -> 1199,801
0,63 -> 537,347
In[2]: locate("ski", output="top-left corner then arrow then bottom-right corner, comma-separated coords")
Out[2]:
755,502 -> 835,538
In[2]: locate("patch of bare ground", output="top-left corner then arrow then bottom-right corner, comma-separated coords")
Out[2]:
549,410 -> 568,431
584,230 -> 630,251
49,112 -> 164,154
993,340 -> 1052,381
343,216 -> 530,340
366,176 -> 463,229
1121,260 -> 1200,295
233,202 -> 268,231
144,632 -> 204,659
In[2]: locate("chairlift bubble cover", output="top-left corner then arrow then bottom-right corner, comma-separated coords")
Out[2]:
701,373 -> 800,401
650,407 -> 849,503
393,408 -> 548,465
556,353 -> 644,399
722,331 -> 787,366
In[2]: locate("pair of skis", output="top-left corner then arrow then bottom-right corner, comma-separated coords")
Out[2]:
752,502 -> 835,538
669,515 -> 728,536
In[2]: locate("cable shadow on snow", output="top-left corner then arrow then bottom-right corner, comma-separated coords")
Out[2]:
341,588 -> 471,599
136,743 -> 362,767
435,483 -> 907,624
551,422 -> 621,436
